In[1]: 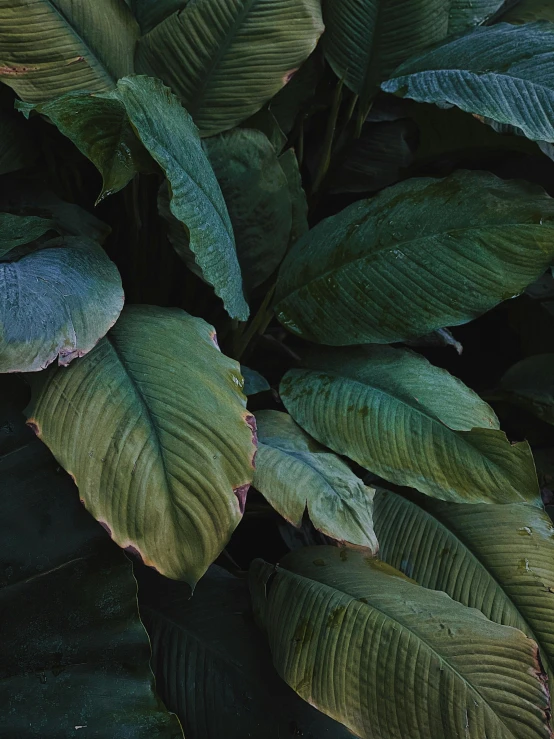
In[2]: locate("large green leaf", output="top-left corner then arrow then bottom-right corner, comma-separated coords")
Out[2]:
278,148 -> 309,246
0,375 -> 182,738
21,76 -> 248,320
204,128 -> 292,291
382,22 -> 554,146
140,564 -> 355,738
279,345 -> 540,504
322,0 -> 504,104
25,305 -> 257,585
254,410 -> 378,551
250,547 -> 552,739
135,0 -> 324,136
0,212 -> 55,257
0,231 -> 124,373
373,488 -> 554,685
130,0 -> 186,33
499,354 -> 554,424
275,170 -> 554,345
0,0 -> 137,102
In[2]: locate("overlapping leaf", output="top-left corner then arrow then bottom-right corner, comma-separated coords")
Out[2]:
25,305 -> 257,585
275,170 -> 554,345
135,0 -> 324,136
499,354 -> 554,424
280,345 -> 540,504
254,410 -> 378,551
250,547 -> 552,739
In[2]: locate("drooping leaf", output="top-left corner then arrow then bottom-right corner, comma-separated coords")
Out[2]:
382,22 -> 554,146
0,109 -> 38,175
0,375 -> 182,738
0,233 -> 124,373
502,0 -> 554,23
275,170 -> 554,345
0,212 -> 55,258
241,365 -> 270,395
250,547 -> 552,739
373,487 -> 554,686
254,410 -> 378,551
140,564 -> 355,739
25,305 -> 257,585
204,128 -> 292,291
20,76 -> 248,320
135,0 -> 324,136
279,345 -> 540,504
322,0 -> 505,105
499,354 -> 554,424
0,0 -> 138,102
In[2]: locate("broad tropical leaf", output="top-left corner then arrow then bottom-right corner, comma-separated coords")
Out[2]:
204,128 -> 292,291
275,170 -> 554,345
250,547 -> 552,739
25,305 -> 257,585
0,0 -> 137,102
0,212 -> 55,257
140,564 -> 355,738
254,410 -> 378,551
279,345 -> 540,504
373,487 -> 554,685
0,375 -> 182,738
241,365 -> 270,395
322,0 -> 505,104
0,232 -> 124,373
382,22 -> 554,146
21,76 -> 248,320
135,0 -> 324,136
499,354 -> 554,424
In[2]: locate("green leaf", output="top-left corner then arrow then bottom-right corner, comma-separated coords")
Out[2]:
322,0 -> 504,104
0,109 -> 38,175
279,344 -> 540,504
0,212 -> 56,258
0,0 -> 138,102
130,0 -> 187,33
0,234 -> 124,373
250,547 -> 552,739
240,365 -> 270,395
204,128 -> 292,291
269,51 -> 324,134
502,0 -> 554,23
254,410 -> 378,551
0,375 -> 182,738
241,108 -> 288,154
382,22 -> 554,146
275,170 -> 554,345
21,76 -> 248,320
278,148 -> 309,246
499,354 -> 554,424
373,487 -> 554,686
140,564 -> 355,739
135,0 -> 324,136
25,305 -> 257,585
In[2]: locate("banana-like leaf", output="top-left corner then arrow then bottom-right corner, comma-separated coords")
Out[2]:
322,0 -> 504,104
279,345 -> 540,504
20,76 -> 248,320
373,487 -> 554,685
382,22 -> 554,146
502,0 -> 554,23
135,0 -> 324,136
0,375 -> 182,738
254,410 -> 378,551
25,305 -> 257,585
0,212 -> 55,257
250,547 -> 552,739
0,233 -> 124,373
499,354 -> 554,424
274,170 -> 554,345
204,128 -> 292,291
0,0 -> 137,102
140,564 -> 355,738
241,365 -> 270,395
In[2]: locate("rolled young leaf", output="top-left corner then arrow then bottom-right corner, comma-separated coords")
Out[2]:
373,487 -> 554,685
19,76 -> 248,321
382,22 -> 554,146
0,233 -> 124,373
254,410 -> 378,552
135,0 -> 324,136
275,170 -> 554,345
25,305 -> 257,585
279,345 -> 540,504
250,546 -> 552,739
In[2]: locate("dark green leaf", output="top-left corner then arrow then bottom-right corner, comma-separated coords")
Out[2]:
240,365 -> 270,395
0,212 -> 56,258
499,354 -> 554,424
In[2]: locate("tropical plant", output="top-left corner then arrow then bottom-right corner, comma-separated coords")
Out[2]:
2,0 -> 554,736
